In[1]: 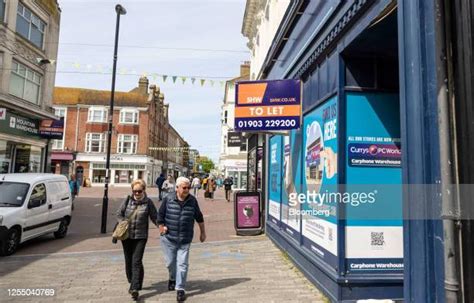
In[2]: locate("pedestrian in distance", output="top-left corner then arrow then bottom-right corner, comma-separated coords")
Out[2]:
69,174 -> 79,202
155,173 -> 166,201
223,176 -> 233,202
206,177 -> 217,200
161,175 -> 176,200
116,179 -> 159,301
191,176 -> 201,197
158,177 -> 206,302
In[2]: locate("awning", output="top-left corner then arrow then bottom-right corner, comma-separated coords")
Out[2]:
51,152 -> 74,161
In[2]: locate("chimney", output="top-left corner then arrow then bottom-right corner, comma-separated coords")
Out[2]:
240,61 -> 250,77
138,76 -> 149,95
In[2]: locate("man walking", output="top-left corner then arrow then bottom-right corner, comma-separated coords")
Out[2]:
158,177 -> 206,302
155,173 -> 166,201
223,176 -> 233,202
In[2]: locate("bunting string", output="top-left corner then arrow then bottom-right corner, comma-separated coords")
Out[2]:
64,61 -> 239,88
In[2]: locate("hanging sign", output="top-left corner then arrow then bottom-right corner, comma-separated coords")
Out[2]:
234,79 -> 302,131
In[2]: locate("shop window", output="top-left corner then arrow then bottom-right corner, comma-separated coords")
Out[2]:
115,170 -> 133,183
16,2 -> 45,49
117,134 -> 138,154
86,133 -> 106,153
9,61 -> 41,104
0,140 -> 13,173
14,145 -> 41,173
92,170 -> 106,183
119,109 -> 139,124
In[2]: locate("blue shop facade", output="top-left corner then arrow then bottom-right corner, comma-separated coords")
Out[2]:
260,0 -> 474,302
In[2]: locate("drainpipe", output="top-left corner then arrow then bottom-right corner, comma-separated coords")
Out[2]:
434,0 -> 462,301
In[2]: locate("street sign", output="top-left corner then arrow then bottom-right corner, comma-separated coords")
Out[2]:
234,79 -> 302,132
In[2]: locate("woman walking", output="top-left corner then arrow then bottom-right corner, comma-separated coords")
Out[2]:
116,179 -> 158,301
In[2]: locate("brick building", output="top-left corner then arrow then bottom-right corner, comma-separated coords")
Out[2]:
52,77 -> 170,187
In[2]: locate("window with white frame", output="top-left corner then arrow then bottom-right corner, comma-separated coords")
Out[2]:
52,107 -> 66,150
87,107 -> 107,123
117,134 -> 138,154
119,109 -> 139,124
9,61 -> 41,104
86,133 -> 106,153
16,2 -> 46,49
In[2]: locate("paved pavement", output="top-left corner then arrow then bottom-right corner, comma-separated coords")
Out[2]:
0,186 -> 327,302
0,237 -> 326,302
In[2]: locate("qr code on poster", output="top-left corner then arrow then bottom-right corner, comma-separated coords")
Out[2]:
371,232 -> 385,246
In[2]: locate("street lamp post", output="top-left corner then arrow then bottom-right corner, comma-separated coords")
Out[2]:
101,4 -> 127,234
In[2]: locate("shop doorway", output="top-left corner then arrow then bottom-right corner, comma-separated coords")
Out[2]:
13,144 -> 42,173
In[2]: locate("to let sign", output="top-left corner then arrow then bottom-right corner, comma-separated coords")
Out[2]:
234,79 -> 302,131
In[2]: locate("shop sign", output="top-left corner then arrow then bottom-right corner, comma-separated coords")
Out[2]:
227,132 -> 244,147
39,118 -> 64,139
234,79 -> 301,131
0,109 -> 40,138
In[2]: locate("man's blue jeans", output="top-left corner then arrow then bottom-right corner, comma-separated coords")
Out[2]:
160,235 -> 191,290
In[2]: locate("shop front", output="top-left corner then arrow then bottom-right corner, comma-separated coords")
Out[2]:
261,0 -> 403,301
76,154 -> 161,187
0,108 -> 48,174
222,159 -> 247,190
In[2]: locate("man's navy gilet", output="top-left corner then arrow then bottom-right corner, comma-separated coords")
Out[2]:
163,194 -> 200,245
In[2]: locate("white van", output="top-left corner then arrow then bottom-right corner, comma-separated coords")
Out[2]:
0,173 -> 73,256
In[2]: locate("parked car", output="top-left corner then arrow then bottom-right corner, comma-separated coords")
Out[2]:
0,173 -> 73,256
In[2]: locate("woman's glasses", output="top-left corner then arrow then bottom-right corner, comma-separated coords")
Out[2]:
133,190 -> 143,194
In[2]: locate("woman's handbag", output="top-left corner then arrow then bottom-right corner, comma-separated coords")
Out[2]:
112,197 -> 139,242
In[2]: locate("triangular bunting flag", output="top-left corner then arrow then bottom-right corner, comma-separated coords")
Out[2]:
200,79 -> 206,86
181,77 -> 187,84
162,75 -> 168,82
191,78 -> 196,85
210,80 -> 215,86
172,76 -> 177,83
220,81 -> 225,87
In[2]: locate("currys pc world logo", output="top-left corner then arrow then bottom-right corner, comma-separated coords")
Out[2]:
350,144 -> 401,157
348,143 -> 402,168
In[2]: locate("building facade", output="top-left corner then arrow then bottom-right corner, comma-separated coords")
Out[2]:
242,0 -> 290,80
218,63 -> 250,190
166,125 -> 189,179
52,77 -> 168,187
0,0 -> 61,174
243,0 -> 474,301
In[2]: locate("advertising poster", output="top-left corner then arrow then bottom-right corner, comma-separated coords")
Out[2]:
236,193 -> 261,229
281,129 -> 303,239
234,79 -> 301,131
301,96 -> 339,267
268,136 -> 283,225
345,92 -> 403,273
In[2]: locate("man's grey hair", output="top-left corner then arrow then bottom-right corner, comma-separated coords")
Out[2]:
176,176 -> 191,187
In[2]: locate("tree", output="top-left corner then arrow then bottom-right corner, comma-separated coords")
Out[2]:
196,156 -> 215,173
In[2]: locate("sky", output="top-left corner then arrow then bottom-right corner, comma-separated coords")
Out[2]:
55,0 -> 250,162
